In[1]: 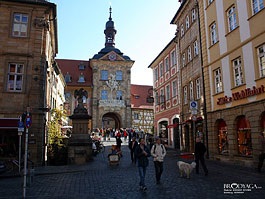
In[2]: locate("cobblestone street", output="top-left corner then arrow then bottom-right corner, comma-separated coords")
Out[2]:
0,139 -> 264,199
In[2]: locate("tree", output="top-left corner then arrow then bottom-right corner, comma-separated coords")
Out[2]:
47,108 -> 68,165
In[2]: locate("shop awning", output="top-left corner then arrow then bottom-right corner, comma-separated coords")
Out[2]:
237,117 -> 251,130
0,118 -> 19,129
167,123 -> 179,128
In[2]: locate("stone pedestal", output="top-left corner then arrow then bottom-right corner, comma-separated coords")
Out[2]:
68,114 -> 92,165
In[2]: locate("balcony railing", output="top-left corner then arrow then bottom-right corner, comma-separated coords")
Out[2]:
99,99 -> 125,107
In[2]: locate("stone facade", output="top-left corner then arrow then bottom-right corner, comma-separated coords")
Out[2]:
90,7 -> 134,130
0,0 -> 59,165
201,0 -> 265,167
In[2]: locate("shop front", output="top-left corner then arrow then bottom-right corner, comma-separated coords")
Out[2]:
0,118 -> 20,158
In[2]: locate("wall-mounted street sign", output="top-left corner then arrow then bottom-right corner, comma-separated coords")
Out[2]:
25,115 -> 32,128
190,101 -> 198,109
18,120 -> 24,133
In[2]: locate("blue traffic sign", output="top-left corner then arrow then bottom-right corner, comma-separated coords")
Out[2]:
18,121 -> 24,128
190,101 -> 198,109
25,115 -> 32,128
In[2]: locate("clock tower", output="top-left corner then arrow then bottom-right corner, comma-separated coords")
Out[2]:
104,7 -> 116,48
90,7 -> 134,130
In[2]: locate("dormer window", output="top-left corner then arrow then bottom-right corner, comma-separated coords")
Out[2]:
78,63 -> 85,70
78,73 -> 85,83
65,72 -> 72,83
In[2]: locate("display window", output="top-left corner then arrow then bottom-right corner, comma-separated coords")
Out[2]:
237,117 -> 252,156
218,120 -> 228,154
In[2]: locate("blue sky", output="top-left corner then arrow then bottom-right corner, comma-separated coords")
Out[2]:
52,0 -> 180,85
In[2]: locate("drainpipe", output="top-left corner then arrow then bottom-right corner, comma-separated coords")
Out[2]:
196,0 -> 209,158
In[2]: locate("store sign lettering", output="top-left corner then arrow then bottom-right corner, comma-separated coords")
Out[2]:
217,85 -> 265,105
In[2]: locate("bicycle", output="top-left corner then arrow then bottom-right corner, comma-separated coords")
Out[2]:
2,158 -> 34,176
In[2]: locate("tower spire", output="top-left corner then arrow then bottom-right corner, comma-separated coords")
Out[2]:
104,6 -> 117,47
109,6 -> 112,21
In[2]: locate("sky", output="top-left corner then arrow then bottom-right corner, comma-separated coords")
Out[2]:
51,0 -> 180,85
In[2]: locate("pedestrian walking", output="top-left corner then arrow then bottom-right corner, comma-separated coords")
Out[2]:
195,137 -> 208,176
135,138 -> 151,191
258,131 -> 265,172
116,136 -> 122,154
128,137 -> 138,164
151,137 -> 166,184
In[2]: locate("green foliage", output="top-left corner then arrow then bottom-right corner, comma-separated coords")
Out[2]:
47,108 -> 68,165
48,108 -> 66,146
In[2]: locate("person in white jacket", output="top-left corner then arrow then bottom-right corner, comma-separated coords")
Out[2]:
151,137 -> 166,184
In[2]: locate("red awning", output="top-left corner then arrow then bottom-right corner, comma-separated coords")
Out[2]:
0,118 -> 19,129
237,117 -> 251,130
218,120 -> 227,129
167,123 -> 178,128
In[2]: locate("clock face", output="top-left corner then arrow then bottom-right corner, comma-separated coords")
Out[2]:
109,53 -> 116,61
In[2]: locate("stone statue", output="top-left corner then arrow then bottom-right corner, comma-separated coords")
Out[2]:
73,88 -> 88,114
106,73 -> 119,100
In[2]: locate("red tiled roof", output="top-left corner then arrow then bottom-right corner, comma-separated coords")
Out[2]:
56,59 -> 92,86
131,84 -> 153,109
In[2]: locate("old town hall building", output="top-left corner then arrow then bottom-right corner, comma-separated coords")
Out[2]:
90,8 -> 134,130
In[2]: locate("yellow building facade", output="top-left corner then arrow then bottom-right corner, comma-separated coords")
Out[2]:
201,0 -> 265,167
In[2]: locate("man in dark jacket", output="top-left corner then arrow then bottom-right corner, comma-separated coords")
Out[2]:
195,137 -> 208,176
128,137 -> 138,164
135,138 -> 151,191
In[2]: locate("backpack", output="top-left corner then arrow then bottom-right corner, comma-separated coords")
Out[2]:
153,144 -> 165,154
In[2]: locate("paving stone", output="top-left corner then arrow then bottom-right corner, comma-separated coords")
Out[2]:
0,138 -> 264,199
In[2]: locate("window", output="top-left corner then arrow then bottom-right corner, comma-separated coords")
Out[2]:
172,81 -> 177,97
182,53 -> 186,67
253,0 -> 264,14
165,57 -> 169,72
180,24 -> 184,37
101,70 -> 108,80
155,91 -> 159,105
233,57 -> 244,86
12,13 -> 28,37
7,63 -> 24,92
237,117 -> 252,156
78,63 -> 85,70
210,22 -> 218,45
154,68 -> 159,81
170,50 -> 176,67
214,68 -> 223,93
218,123 -> 228,154
101,90 -> 108,100
189,81 -> 194,100
159,62 -> 163,77
258,44 -> 265,77
78,73 -> 85,83
196,78 -> 201,99
194,40 -> 199,56
116,90 -> 123,100
184,86 -> 188,104
186,15 -> 190,30
65,72 -> 72,83
227,6 -> 237,32
116,70 -> 123,81
134,112 -> 139,120
208,0 -> 214,5
188,46 -> 192,62
166,85 -> 170,101
191,8 -> 196,22
160,89 -> 165,104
